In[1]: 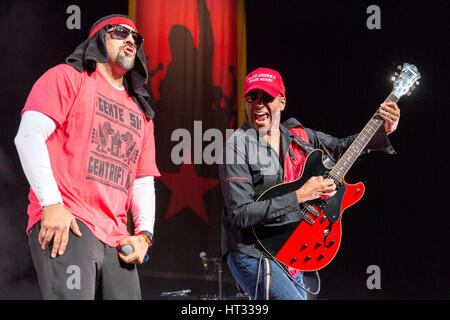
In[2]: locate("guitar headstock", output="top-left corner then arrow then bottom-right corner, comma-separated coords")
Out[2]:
391,63 -> 421,98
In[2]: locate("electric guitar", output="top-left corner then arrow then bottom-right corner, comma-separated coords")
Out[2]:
252,63 -> 421,271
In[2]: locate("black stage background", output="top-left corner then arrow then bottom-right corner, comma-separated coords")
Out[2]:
0,0 -> 448,300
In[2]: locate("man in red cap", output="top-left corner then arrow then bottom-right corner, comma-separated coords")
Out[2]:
219,67 -> 400,299
14,14 -> 159,299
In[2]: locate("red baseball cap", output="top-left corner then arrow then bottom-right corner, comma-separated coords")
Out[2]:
243,67 -> 286,98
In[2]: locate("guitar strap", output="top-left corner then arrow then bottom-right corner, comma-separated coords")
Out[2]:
290,130 -> 336,168
291,135 -> 314,154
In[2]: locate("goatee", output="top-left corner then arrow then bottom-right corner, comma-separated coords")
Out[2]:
116,53 -> 135,71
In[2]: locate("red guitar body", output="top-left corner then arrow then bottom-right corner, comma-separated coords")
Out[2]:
273,179 -> 364,271
252,149 -> 365,271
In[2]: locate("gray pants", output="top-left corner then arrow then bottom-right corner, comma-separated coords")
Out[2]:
28,220 -> 141,300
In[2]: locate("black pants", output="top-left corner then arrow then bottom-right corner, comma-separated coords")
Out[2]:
28,220 -> 141,300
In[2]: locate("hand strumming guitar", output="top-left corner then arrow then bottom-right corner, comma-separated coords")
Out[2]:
295,176 -> 337,203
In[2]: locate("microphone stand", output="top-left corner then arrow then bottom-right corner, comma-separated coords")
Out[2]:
201,253 -> 224,299
211,257 -> 223,299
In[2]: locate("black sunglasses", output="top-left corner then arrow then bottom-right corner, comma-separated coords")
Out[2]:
244,90 -> 276,104
108,24 -> 143,47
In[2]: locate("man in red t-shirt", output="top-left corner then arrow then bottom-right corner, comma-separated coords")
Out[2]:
14,14 -> 159,299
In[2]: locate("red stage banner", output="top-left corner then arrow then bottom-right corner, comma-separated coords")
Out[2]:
128,0 -> 246,287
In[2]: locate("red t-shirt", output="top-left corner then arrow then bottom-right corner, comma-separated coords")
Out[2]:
22,64 -> 160,247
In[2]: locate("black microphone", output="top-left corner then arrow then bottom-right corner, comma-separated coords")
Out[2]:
199,251 -> 208,270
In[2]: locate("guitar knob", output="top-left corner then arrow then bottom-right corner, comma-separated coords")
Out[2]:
326,240 -> 335,248
290,257 -> 297,265
300,244 -> 307,251
318,254 -> 325,260
304,256 -> 311,262
315,242 -> 321,249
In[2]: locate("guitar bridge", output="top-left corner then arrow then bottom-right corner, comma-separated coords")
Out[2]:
303,203 -> 320,217
301,211 -> 315,225
301,200 -> 326,225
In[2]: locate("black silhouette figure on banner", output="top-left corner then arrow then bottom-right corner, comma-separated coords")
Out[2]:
146,0 -> 237,172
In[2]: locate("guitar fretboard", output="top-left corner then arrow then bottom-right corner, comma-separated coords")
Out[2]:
329,92 -> 399,180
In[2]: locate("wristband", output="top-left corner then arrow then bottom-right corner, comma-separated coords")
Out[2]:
137,232 -> 151,247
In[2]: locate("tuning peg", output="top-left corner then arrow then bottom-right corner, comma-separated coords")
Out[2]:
390,76 -> 396,82
396,65 -> 402,70
406,91 -> 411,96
394,72 -> 399,76
415,81 -> 420,85
411,86 -> 415,91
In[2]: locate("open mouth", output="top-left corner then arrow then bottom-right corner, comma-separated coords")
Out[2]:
254,112 -> 269,126
124,46 -> 135,55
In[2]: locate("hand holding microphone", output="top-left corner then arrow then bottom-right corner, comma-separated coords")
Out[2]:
118,234 -> 150,264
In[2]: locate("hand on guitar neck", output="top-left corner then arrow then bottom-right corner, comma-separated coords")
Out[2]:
378,101 -> 400,135
295,176 -> 337,203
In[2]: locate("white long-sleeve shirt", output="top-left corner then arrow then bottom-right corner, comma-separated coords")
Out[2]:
14,110 -> 155,236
